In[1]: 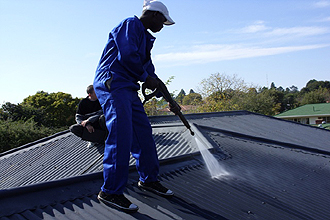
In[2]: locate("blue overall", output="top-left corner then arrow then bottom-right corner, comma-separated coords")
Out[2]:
93,16 -> 159,194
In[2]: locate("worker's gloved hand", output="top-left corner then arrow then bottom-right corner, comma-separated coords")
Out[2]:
169,102 -> 181,115
145,76 -> 159,91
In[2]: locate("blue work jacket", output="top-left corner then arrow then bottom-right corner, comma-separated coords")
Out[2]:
94,16 -> 158,92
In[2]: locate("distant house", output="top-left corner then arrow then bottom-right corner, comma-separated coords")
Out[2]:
275,102 -> 330,125
158,104 -> 196,114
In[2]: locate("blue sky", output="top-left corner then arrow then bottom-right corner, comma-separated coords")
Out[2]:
1,0 -> 329,104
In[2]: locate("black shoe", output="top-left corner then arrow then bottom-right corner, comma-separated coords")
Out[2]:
98,191 -> 138,213
138,181 -> 174,197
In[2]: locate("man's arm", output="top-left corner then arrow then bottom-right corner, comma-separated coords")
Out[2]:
114,18 -> 150,82
82,110 -> 103,124
75,113 -> 86,125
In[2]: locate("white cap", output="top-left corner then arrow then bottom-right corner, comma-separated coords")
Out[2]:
143,0 -> 175,25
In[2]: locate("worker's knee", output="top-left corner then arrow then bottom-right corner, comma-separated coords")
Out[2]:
70,124 -> 84,137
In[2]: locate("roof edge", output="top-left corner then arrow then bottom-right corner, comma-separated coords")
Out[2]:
276,114 -> 330,118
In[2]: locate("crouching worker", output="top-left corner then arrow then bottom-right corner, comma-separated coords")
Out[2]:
70,85 -> 107,148
93,0 -> 175,213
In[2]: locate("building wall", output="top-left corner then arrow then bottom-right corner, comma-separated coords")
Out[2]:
309,117 -> 319,124
282,116 -> 330,125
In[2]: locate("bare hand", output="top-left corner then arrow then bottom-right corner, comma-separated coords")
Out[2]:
81,120 -> 89,127
86,124 -> 95,133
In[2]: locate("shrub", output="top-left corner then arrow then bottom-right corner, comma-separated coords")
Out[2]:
0,119 -> 64,153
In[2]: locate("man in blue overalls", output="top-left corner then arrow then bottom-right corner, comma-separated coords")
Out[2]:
94,0 -> 175,212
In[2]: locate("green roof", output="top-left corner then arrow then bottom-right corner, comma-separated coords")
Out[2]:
275,103 -> 330,118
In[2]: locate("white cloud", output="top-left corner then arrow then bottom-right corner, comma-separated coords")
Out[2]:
156,21 -> 330,67
154,44 -> 329,66
266,26 -> 330,37
240,21 -> 269,33
313,0 -> 330,8
236,21 -> 329,38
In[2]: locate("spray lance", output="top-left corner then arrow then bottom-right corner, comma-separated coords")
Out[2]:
142,78 -> 195,136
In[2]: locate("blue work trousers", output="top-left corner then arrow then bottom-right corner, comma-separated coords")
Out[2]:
100,88 -> 159,194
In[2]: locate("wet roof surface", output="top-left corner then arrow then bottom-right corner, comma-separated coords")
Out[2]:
1,111 -> 330,219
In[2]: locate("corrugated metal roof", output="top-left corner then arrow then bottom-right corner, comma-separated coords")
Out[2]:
150,111 -> 330,153
1,111 -> 330,220
275,102 -> 330,117
0,124 -> 201,190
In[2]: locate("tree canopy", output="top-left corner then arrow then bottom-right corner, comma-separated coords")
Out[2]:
1,91 -> 80,128
1,75 -> 329,153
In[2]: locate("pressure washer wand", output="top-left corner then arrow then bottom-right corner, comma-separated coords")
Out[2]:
142,78 -> 194,136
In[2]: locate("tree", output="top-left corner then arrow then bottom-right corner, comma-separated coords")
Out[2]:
182,93 -> 202,105
197,73 -> 248,112
0,102 -> 45,125
22,91 -> 80,127
269,87 -> 285,112
0,119 -> 59,153
283,93 -> 299,111
270,82 -> 276,89
300,87 -> 330,105
175,89 -> 186,104
288,85 -> 299,93
231,88 -> 281,115
199,73 -> 248,98
141,76 -> 176,116
301,79 -> 330,93
0,91 -> 80,152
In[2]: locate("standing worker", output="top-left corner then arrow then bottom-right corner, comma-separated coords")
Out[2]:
93,0 -> 175,212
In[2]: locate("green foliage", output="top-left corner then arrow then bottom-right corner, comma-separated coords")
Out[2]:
232,88 -> 280,115
300,87 -> 330,105
0,119 -> 63,153
1,75 -> 330,153
197,74 -> 330,116
182,93 -> 202,105
175,89 -> 186,104
142,76 -> 177,116
0,102 -> 45,124
197,95 -> 240,113
0,91 -> 80,153
301,79 -> 330,94
22,91 -> 80,127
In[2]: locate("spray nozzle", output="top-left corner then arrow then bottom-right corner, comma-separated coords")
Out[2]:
189,128 -> 194,136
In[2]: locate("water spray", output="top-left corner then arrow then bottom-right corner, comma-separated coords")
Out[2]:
142,79 -> 229,178
191,124 -> 229,179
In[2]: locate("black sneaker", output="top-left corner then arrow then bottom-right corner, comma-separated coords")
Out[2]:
97,191 -> 138,213
138,181 -> 174,197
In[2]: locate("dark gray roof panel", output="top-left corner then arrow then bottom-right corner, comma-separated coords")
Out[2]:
150,111 -> 330,152
1,130 -> 330,219
1,111 -> 330,220
0,124 -> 200,190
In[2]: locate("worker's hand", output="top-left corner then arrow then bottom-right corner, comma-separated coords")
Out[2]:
81,120 -> 89,127
169,103 -> 181,115
145,76 -> 159,91
86,124 -> 95,133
